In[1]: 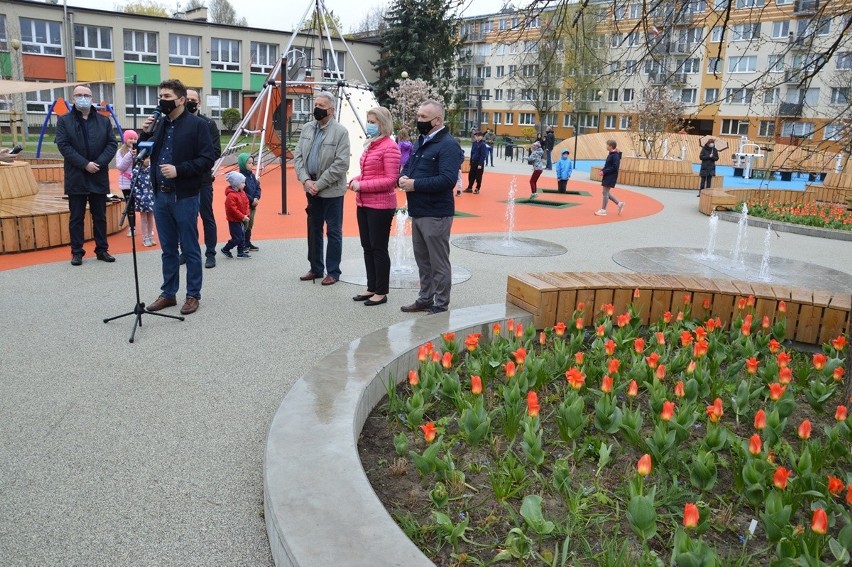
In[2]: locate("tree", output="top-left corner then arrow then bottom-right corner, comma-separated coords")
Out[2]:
350,4 -> 389,35
182,0 -> 206,10
301,10 -> 344,35
387,77 -> 444,131
209,0 -> 247,26
372,0 -> 465,106
118,0 -> 170,17
627,87 -> 686,159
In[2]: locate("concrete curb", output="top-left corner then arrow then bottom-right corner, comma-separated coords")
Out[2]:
716,211 -> 852,241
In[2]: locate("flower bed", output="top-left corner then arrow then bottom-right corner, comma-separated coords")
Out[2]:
363,295 -> 851,565
740,201 -> 852,232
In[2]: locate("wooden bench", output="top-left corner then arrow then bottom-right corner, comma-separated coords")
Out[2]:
506,271 -> 850,345
590,155 -> 724,191
698,189 -> 740,215
805,172 -> 852,205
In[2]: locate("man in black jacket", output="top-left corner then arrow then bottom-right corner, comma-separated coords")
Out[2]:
398,100 -> 464,314
141,79 -> 216,315
55,84 -> 118,266
185,89 -> 221,268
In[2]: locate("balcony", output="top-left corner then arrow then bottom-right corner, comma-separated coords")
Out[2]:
788,34 -> 810,50
793,0 -> 818,14
471,77 -> 485,87
471,55 -> 485,65
669,41 -> 696,54
778,102 -> 804,117
784,69 -> 803,84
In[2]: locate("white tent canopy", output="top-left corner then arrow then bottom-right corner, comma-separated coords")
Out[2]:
0,80 -> 82,96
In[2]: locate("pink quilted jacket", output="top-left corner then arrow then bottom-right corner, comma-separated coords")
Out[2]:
352,136 -> 401,210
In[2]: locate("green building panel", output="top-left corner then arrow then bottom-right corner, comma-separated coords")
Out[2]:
211,72 -> 243,90
123,62 -> 161,85
249,74 -> 267,92
0,53 -> 11,79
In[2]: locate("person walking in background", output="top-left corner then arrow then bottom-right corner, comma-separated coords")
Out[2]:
185,89 -> 221,269
483,128 -> 496,166
141,79 -> 216,316
134,155 -> 156,247
348,106 -> 401,307
596,139 -> 624,217
292,91 -> 350,286
555,149 -> 573,193
396,127 -> 413,171
55,84 -> 118,266
398,99 -> 464,315
238,153 -> 261,251
544,127 -> 555,170
528,141 -> 545,200
220,171 -> 251,259
464,131 -> 486,194
116,129 -> 138,237
698,138 -> 719,197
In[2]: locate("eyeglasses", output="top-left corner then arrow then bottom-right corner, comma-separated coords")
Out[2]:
74,94 -> 93,99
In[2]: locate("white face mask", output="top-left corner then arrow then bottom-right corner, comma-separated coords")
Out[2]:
74,95 -> 92,111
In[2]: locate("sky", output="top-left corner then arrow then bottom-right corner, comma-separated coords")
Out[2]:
66,0 -> 510,33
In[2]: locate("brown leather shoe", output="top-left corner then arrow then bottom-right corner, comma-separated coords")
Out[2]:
180,297 -> 199,315
146,295 -> 177,312
400,301 -> 431,313
299,271 -> 319,281
321,276 -> 338,286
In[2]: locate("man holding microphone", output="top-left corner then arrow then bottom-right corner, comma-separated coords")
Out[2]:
141,79 -> 216,315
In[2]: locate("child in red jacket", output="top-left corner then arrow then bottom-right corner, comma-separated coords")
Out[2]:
221,171 -> 251,258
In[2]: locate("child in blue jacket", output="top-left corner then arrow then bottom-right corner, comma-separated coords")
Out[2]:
555,149 -> 573,193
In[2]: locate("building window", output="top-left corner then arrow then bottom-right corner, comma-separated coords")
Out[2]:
494,89 -> 503,101
771,21 -> 790,39
125,84 -> 159,116
758,120 -> 775,138
623,88 -> 634,102
520,89 -> 535,101
835,52 -> 852,70
210,38 -> 240,72
494,113 -> 502,125
20,18 -> 63,55
495,65 -> 504,78
824,123 -> 844,141
74,25 -> 112,60
732,23 -> 760,41
507,89 -> 515,102
25,85 -> 65,112
678,88 -> 697,104
209,89 -> 241,118
322,49 -> 345,79
605,115 -> 616,129
736,0 -> 764,7
627,32 -> 639,47
508,64 -> 517,76
764,88 -> 781,104
481,112 -> 489,125
781,121 -> 814,139
620,115 -> 632,129
614,5 -> 626,20
607,88 -> 619,102
725,88 -> 754,104
124,30 -> 157,63
89,83 -> 114,106
0,15 -> 7,51
707,58 -> 722,74
629,3 -> 642,18
831,87 -> 850,104
710,27 -> 723,42
728,56 -> 757,73
504,112 -> 513,125
679,58 -> 701,74
704,88 -> 719,103
768,54 -> 784,73
169,34 -> 200,66
565,88 -> 573,102
250,42 -> 277,74
721,119 -> 749,136
563,114 -> 573,127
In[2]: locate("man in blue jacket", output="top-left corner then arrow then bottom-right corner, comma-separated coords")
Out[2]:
463,131 -> 486,194
398,100 -> 464,314
55,84 -> 118,266
140,79 -> 216,315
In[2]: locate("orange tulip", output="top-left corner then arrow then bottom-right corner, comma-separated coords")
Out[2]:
661,400 -> 675,421
616,313 -> 631,328
646,352 -> 660,369
768,339 -> 781,353
779,367 -> 792,385
421,422 -> 437,443
506,319 -> 514,332
539,331 -> 546,345
768,382 -> 786,401
754,409 -> 766,430
831,335 -> 846,351
773,466 -> 790,489
443,332 -> 456,342
514,323 -> 524,338
663,311 -> 672,324
811,508 -> 827,535
740,322 -> 751,337
847,485 -> 852,505
748,434 -> 762,455
601,375 -> 613,394
674,380 -> 685,398
602,303 -> 614,316
633,288 -> 641,298
747,295 -> 755,307
827,476 -> 844,496
442,351 -> 453,369
417,345 -> 429,362
778,300 -> 786,313
607,358 -> 621,374
627,380 -> 639,397
637,454 -> 652,476
745,357 -> 759,375
737,297 -> 747,310
574,351 -> 585,365
686,360 -> 697,374
464,333 -> 481,352
553,321 -> 566,336
694,326 -> 706,341
656,332 -> 666,346
702,297 -> 711,310
505,360 -> 516,378
526,391 -> 540,417
655,364 -> 667,380
470,375 -> 482,395
706,318 -> 717,332
813,353 -> 827,370
798,419 -> 812,440
680,330 -> 694,347
706,397 -> 723,423
683,293 -> 692,305
513,346 -> 527,365
576,301 -> 585,312
604,339 -> 616,356
761,315 -> 770,329
833,367 -> 844,382
835,405 -> 848,422
776,352 -> 791,368
492,322 -> 501,336
634,337 -> 645,353
408,369 -> 419,386
676,311 -> 684,322
431,351 -> 441,363
566,368 -> 585,390
575,317 -> 584,330
683,503 -> 699,529
596,324 -> 605,337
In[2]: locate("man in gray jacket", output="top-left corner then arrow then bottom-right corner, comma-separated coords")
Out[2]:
292,91 -> 350,285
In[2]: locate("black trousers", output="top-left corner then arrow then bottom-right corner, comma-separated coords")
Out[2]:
198,182 -> 217,258
700,175 -> 714,190
68,192 -> 108,256
467,161 -> 484,190
356,206 -> 395,295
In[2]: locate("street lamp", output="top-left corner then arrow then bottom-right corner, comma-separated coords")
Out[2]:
400,71 -> 409,128
9,38 -> 26,144
596,90 -> 604,133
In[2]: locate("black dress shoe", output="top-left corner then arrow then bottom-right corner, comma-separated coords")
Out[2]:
353,293 -> 374,301
71,253 -> 83,266
401,302 -> 431,313
364,296 -> 388,306
96,252 -> 115,262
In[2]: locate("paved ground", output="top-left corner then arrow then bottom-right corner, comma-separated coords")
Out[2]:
1,158 -> 849,565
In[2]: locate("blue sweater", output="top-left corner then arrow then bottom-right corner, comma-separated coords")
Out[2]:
469,140 -> 487,164
555,157 -> 573,180
401,128 -> 464,218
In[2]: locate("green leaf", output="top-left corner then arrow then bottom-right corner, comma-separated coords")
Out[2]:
520,494 -> 555,535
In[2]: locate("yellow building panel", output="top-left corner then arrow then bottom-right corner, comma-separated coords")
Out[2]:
167,66 -> 203,89
76,59 -> 116,83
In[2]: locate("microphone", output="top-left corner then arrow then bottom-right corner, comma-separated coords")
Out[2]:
134,141 -> 154,165
143,109 -> 162,134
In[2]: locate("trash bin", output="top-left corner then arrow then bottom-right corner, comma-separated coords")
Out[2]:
505,141 -> 514,161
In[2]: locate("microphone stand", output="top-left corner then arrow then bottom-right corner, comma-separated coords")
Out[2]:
104,157 -> 184,342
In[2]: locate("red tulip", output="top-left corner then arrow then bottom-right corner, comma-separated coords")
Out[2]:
827,476 -> 844,496
676,311 -> 684,322
492,322 -> 501,336
737,297 -> 747,311
779,367 -> 792,385
686,360 -> 697,374
566,368 -> 585,390
421,422 -> 437,443
633,288 -> 641,298
616,313 -> 630,328
661,400 -> 675,421
575,317 -> 584,330
754,409 -> 766,430
637,453 -> 652,476
646,352 -> 660,369
835,405 -> 848,422
553,321 -> 566,336
655,331 -> 665,346
464,333 -> 481,352
741,322 -> 751,337
745,357 -> 759,375
408,369 -> 419,386
705,318 -> 717,332
634,337 -> 645,353
539,331 -> 546,345
833,367 -> 844,382
607,358 -> 620,374
506,319 -> 514,332
431,351 -> 440,363
761,315 -> 770,329
702,297 -> 711,310
706,397 -> 723,423
798,419 -> 812,440
674,380 -> 685,398
748,434 -> 762,455
683,503 -> 699,529
526,391 -> 540,417
513,346 -> 527,365
443,332 -> 456,342
601,375 -> 613,394
680,330 -> 694,347
574,351 -> 585,365
514,323 -> 524,338
683,293 -> 692,305
627,380 -> 639,397
576,301 -> 585,312
768,382 -> 786,401
441,351 -> 453,369
747,295 -> 755,307
773,467 -> 790,489
470,375 -> 482,395
813,353 -> 827,370
695,326 -> 707,341
811,508 -> 827,535
655,364 -> 667,381
417,345 -> 429,362
768,339 -> 781,353
778,300 -> 786,313
602,303 -> 614,316
596,324 -> 605,337
505,360 -> 516,378
847,485 -> 852,506
776,352 -> 791,368
604,339 -> 616,356
663,311 -> 672,324
830,335 -> 847,351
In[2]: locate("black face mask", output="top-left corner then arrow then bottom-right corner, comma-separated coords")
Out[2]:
416,119 -> 434,136
185,100 -> 198,114
158,98 -> 178,115
313,107 -> 328,121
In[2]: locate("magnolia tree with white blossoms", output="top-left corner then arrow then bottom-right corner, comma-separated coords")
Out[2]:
387,77 -> 444,131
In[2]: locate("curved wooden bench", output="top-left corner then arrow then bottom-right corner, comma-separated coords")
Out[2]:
591,159 -> 724,192
506,271 -> 850,345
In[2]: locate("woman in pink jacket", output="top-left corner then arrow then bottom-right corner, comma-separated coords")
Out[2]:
348,106 -> 401,306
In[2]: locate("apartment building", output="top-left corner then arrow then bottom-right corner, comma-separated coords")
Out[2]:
0,0 -> 380,131
457,0 -> 851,149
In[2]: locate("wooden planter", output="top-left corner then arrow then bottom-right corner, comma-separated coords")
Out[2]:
591,157 -> 723,191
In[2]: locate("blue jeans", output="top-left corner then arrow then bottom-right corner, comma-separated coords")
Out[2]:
306,194 -> 343,278
154,191 -> 202,299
